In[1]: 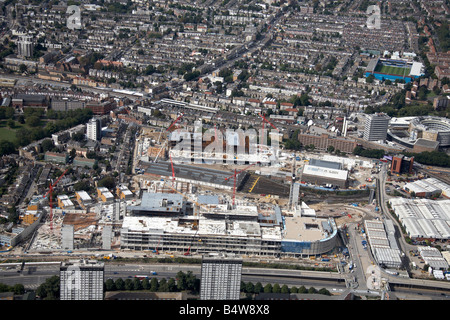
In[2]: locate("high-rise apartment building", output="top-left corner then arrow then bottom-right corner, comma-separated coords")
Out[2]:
86,118 -> 101,141
200,254 -> 242,300
60,260 -> 104,300
363,113 -> 390,141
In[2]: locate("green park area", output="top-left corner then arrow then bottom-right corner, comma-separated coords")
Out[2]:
0,107 -> 93,156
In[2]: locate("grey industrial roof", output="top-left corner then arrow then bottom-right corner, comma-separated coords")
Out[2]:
197,195 -> 220,205
366,58 -> 379,73
128,192 -> 184,213
309,159 -> 342,170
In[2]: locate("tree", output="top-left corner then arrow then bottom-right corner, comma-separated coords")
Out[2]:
245,282 -> 255,294
105,279 -> 116,291
167,278 -> 177,292
7,119 -> 15,128
327,145 -> 335,153
150,278 -> 159,292
26,115 -> 40,127
142,278 -> 151,290
97,176 -> 116,190
41,139 -> 54,152
12,283 -> 25,295
133,278 -> 143,290
297,285 -> 307,293
115,278 -> 125,291
254,282 -> 263,293
272,283 -> 281,293
281,285 -> 290,294
158,278 -> 168,292
0,140 -> 15,156
36,275 -> 60,300
263,283 -> 272,293
308,287 -> 317,294
318,288 -> 331,296
124,278 -> 133,291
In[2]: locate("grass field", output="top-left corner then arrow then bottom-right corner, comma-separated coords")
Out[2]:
0,126 -> 17,143
0,120 -> 33,144
375,64 -> 410,76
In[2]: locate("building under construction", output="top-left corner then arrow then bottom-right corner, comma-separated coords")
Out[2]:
120,192 -> 339,257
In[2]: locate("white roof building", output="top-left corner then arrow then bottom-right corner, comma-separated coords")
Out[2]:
389,198 -> 450,240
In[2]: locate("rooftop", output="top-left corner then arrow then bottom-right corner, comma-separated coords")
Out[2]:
302,164 -> 348,181
284,216 -> 334,242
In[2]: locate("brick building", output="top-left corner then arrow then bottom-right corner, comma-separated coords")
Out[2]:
297,133 -> 357,154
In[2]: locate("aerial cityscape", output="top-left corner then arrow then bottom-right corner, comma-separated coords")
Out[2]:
0,0 -> 449,306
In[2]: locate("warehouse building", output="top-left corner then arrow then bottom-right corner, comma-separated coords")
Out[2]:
403,178 -> 444,198
364,219 -> 402,269
389,198 -> 450,241
418,246 -> 449,271
300,164 -> 349,188
403,178 -> 450,198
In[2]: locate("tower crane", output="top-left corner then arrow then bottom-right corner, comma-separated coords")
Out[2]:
43,168 -> 68,231
224,162 -> 260,207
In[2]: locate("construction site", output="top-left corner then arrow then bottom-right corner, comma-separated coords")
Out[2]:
4,111 -> 381,265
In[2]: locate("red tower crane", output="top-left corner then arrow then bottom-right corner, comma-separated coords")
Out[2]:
43,168 -> 68,231
224,162 -> 260,206
166,113 -> 184,132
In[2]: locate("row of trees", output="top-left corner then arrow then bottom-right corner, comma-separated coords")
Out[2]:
32,271 -> 331,300
352,146 -> 385,159
240,281 -> 331,296
0,282 -> 25,295
404,150 -> 450,168
105,271 -> 199,294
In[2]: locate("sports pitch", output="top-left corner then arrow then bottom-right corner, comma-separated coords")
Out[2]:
375,64 -> 410,76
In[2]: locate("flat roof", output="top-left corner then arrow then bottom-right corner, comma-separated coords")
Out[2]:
409,62 -> 424,77
283,216 -> 333,242
309,159 -> 342,170
389,198 -> 450,239
302,164 -> 348,181
128,192 -> 184,213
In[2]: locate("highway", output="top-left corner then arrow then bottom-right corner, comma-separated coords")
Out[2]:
2,258 -> 450,299
0,261 -> 348,292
